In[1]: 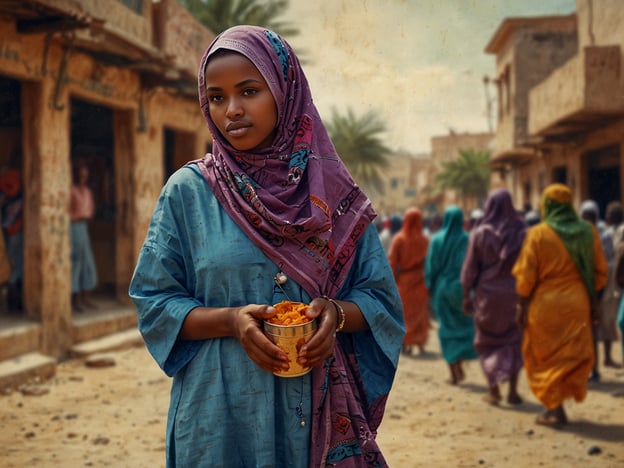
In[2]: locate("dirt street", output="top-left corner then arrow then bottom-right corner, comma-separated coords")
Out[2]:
1,326 -> 623,467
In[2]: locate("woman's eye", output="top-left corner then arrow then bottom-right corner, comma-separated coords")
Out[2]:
208,95 -> 223,103
242,88 -> 258,97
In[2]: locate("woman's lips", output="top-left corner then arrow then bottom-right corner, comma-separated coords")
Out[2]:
226,121 -> 251,137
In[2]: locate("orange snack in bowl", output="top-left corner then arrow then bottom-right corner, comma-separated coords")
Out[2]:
267,301 -> 311,325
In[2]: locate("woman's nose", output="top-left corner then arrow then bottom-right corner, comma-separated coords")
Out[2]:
225,97 -> 243,118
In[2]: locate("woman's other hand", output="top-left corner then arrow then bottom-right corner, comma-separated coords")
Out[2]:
296,297 -> 339,369
232,304 -> 290,374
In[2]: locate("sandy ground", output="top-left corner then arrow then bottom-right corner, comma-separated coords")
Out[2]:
1,325 -> 623,468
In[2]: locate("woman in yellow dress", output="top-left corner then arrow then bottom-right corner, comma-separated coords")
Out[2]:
512,183 -> 607,426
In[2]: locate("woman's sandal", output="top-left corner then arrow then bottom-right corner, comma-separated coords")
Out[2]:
482,393 -> 502,406
535,411 -> 566,427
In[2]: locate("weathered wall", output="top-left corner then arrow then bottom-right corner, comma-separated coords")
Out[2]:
514,29 -> 578,144
153,0 -> 215,77
131,90 -> 211,256
577,0 -> 624,48
492,41 -> 515,154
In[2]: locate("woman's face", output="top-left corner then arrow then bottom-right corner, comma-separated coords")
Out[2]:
204,52 -> 278,151
78,165 -> 89,184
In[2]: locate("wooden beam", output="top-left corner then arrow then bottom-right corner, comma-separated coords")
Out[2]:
16,16 -> 89,34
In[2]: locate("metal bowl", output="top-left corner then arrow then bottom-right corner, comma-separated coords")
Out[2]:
263,316 -> 318,378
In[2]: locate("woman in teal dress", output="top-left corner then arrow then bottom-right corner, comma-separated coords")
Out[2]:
129,25 -> 404,467
425,205 -> 477,384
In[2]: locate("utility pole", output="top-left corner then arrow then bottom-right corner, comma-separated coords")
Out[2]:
483,75 -> 494,133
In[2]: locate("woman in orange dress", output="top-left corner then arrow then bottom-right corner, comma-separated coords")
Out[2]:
389,208 -> 429,355
513,184 -> 607,426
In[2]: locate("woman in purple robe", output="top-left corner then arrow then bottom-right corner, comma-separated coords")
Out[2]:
461,189 -> 527,405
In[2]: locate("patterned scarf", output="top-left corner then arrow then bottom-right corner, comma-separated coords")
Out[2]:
195,25 -> 375,299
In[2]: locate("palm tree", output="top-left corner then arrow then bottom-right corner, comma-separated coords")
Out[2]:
325,108 -> 391,195
179,0 -> 299,37
434,148 -> 491,205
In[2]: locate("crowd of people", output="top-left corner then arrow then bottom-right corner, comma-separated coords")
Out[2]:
383,184 -> 623,427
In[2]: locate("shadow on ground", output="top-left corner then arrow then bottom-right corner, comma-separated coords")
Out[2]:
557,419 -> 624,443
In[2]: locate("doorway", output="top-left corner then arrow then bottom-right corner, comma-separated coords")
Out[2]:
585,144 -> 621,219
164,127 -> 197,182
0,76 -> 24,315
70,98 -> 116,298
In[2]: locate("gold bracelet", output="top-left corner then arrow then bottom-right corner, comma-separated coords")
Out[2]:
321,295 -> 346,333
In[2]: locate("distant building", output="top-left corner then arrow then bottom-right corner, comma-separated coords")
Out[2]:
487,0 -> 624,216
429,131 -> 494,214
370,150 -> 430,216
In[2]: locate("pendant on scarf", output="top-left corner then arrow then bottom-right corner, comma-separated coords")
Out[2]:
274,271 -> 292,301
275,271 -> 287,285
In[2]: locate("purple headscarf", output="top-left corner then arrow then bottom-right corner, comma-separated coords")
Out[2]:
478,189 -> 527,260
195,25 -> 375,299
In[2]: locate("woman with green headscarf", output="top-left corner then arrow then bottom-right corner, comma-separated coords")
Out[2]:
512,184 -> 607,427
425,205 -> 477,384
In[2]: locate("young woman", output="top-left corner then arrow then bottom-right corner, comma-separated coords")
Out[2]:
425,205 -> 477,384
513,184 -> 607,426
388,208 -> 430,355
129,26 -> 404,467
461,189 -> 526,405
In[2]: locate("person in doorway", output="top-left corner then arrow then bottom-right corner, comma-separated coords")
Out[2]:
461,189 -> 526,405
389,207 -> 430,356
579,199 -> 613,381
513,184 -> 607,426
425,205 -> 477,384
70,160 -> 98,312
0,148 -> 23,312
128,26 -> 404,467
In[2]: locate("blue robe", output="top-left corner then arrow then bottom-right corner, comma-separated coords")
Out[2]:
425,207 -> 477,364
129,165 -> 404,467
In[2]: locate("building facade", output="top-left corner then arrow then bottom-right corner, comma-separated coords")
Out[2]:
370,150 -> 429,217
487,0 -> 624,216
0,0 -> 214,386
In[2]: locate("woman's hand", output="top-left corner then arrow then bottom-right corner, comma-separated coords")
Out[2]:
231,304 -> 290,375
462,297 -> 473,316
296,297 -> 339,369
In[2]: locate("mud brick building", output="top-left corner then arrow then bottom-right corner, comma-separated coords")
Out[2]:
0,0 -> 214,386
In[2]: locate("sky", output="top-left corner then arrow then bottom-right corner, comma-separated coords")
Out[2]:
280,0 -> 577,154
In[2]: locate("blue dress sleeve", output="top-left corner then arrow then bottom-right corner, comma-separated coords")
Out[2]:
129,169 -> 205,377
337,224 -> 405,403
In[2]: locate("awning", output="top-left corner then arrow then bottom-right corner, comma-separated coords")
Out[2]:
488,148 -> 535,168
